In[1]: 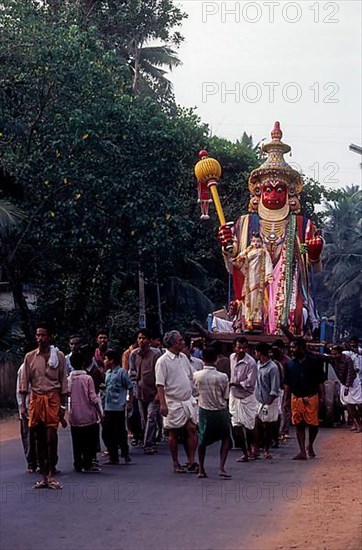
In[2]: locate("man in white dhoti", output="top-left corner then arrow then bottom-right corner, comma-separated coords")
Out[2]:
343,337 -> 362,387
329,346 -> 362,432
155,331 -> 198,473
229,337 -> 258,462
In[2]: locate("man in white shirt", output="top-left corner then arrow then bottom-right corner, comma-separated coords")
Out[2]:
155,330 -> 198,474
229,337 -> 258,462
194,347 -> 232,479
343,338 -> 362,386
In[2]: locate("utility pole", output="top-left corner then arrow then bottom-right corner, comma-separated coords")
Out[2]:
138,268 -> 146,328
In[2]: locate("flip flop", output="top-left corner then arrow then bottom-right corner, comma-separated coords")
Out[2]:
173,464 -> 187,474
236,455 -> 249,463
198,472 -> 208,478
219,472 -> 232,478
187,462 -> 199,474
33,480 -> 48,489
47,479 -> 62,490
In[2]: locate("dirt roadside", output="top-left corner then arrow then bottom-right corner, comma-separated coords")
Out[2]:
0,414 -> 20,442
243,428 -> 362,550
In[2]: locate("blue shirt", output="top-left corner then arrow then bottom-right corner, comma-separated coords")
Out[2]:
255,360 -> 280,404
104,366 -> 133,412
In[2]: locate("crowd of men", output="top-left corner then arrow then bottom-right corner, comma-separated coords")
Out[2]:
17,324 -> 362,489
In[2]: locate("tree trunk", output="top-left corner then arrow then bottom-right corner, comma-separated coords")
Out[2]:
4,263 -> 33,344
132,45 -> 142,95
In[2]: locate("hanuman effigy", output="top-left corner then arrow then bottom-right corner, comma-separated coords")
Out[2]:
215,122 -> 323,335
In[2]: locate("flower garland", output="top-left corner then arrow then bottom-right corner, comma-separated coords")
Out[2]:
273,248 -> 287,329
281,215 -> 296,327
273,215 -> 296,331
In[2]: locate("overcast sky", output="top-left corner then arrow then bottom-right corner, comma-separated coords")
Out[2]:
168,0 -> 361,191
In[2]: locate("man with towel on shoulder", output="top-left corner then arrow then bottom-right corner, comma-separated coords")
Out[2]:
20,322 -> 67,490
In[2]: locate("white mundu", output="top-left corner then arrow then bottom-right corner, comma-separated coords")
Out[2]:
155,350 -> 197,429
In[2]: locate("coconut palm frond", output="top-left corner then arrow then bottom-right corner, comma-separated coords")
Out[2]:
0,311 -> 23,359
337,271 -> 362,302
0,201 -> 25,242
166,276 -> 214,317
140,59 -> 168,78
0,200 -> 25,229
140,46 -> 182,70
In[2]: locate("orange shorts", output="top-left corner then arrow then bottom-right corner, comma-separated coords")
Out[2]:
291,394 -> 319,426
28,391 -> 61,429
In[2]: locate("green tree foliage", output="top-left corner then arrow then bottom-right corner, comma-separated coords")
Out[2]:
299,178 -> 343,226
0,0 -> 211,345
76,0 -> 186,103
321,186 -> 362,338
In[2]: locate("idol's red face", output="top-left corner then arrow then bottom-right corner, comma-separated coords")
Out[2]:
261,182 -> 287,210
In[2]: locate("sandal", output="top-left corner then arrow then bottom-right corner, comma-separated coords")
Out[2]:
47,479 -> 62,490
173,464 -> 187,474
236,455 -> 249,463
219,472 -> 232,478
33,480 -> 48,489
187,462 -> 199,474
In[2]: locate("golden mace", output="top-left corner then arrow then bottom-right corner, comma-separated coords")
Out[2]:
194,150 -> 234,252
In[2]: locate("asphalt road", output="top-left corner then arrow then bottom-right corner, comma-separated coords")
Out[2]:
0,427 -> 354,550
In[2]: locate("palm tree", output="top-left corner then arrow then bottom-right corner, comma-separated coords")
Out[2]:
0,200 -> 24,237
322,186 -> 362,339
128,44 -> 181,96
0,200 -> 33,342
0,311 -> 23,360
0,201 -> 26,354
0,199 -> 25,280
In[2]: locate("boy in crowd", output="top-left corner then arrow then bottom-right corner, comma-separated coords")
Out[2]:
102,350 -> 133,465
68,352 -> 103,472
